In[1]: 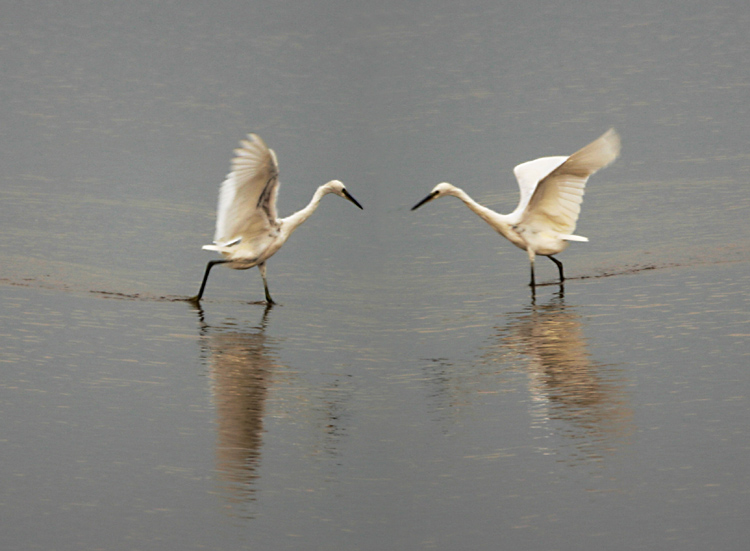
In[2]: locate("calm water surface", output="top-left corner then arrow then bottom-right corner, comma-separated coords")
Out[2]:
1,1 -> 749,550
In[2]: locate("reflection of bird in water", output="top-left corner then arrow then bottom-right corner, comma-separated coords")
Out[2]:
198,307 -> 278,508
411,129 -> 621,288
195,305 -> 352,512
486,293 -> 632,462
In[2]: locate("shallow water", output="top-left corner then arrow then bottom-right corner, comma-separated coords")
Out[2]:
2,1 -> 750,550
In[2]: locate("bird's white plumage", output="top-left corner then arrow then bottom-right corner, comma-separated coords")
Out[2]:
193,133 -> 363,303
520,128 -> 620,238
214,133 -> 280,246
508,156 -> 568,223
411,129 -> 621,287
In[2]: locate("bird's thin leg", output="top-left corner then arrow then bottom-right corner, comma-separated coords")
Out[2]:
191,259 -> 230,302
527,250 -> 537,288
258,262 -> 275,305
548,256 -> 564,283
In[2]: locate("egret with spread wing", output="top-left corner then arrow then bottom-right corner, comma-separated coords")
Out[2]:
192,133 -> 363,303
411,129 -> 621,287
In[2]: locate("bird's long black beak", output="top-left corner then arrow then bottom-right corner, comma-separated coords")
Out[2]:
411,191 -> 438,211
343,189 -> 364,210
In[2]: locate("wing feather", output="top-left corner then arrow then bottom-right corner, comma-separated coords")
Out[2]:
509,156 -> 569,222
521,129 -> 621,235
214,134 -> 280,244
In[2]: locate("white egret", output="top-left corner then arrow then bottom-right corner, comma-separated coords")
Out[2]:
412,129 -> 621,287
192,133 -> 363,303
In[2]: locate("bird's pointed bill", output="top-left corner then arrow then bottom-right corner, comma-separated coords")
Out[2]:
411,191 -> 438,211
343,189 -> 364,210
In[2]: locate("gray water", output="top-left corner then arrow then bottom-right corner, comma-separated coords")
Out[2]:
1,1 -> 749,550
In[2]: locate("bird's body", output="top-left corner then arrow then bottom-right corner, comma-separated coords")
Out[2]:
192,133 -> 363,303
412,129 -> 621,287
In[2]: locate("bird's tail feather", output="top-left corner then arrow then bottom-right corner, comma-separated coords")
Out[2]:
202,237 -> 242,252
560,234 -> 589,242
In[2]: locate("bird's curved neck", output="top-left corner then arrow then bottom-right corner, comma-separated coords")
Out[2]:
450,187 -> 513,234
279,186 -> 327,237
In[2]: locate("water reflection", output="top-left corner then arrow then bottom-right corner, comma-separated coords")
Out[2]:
314,376 -> 352,465
485,293 -> 633,464
197,306 -> 279,513
195,304 -> 353,516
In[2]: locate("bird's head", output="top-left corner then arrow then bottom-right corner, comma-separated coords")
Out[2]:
411,182 -> 457,211
324,180 -> 363,209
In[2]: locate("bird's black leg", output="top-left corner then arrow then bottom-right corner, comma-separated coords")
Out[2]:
258,262 -> 276,305
548,256 -> 564,283
264,289 -> 275,306
190,259 -> 230,302
529,261 -> 536,288
263,283 -> 275,305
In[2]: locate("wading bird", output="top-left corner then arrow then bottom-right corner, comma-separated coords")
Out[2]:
411,129 -> 621,288
192,133 -> 363,303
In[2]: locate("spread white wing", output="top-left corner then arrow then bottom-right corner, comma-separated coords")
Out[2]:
519,128 -> 621,236
509,156 -> 569,223
214,133 -> 280,245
